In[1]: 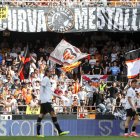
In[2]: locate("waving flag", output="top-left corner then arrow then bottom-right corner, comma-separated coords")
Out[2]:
18,46 -> 30,80
49,39 -> 88,72
49,39 -> 88,65
125,48 -> 140,79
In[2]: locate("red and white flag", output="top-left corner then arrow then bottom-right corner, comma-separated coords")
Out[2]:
82,75 -> 108,82
125,48 -> 140,79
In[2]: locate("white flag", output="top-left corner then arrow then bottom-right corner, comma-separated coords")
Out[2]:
49,39 -> 88,65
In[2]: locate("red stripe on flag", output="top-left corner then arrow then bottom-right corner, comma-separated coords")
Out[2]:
20,68 -> 24,81
82,75 -> 91,81
128,74 -> 139,79
24,58 -> 30,64
126,58 -> 140,64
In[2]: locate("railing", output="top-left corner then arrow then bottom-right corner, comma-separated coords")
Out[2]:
0,105 -> 126,115
0,0 -> 140,7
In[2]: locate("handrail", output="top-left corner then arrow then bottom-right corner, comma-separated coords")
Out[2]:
0,105 -> 126,114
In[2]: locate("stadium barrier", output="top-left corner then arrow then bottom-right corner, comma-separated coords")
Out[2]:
0,105 -> 123,114
0,119 -> 140,136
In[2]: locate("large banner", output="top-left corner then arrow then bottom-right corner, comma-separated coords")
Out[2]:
0,120 -> 140,136
0,7 -> 140,32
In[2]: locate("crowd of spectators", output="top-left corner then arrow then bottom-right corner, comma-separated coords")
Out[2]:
0,32 -> 139,120
1,0 -> 138,7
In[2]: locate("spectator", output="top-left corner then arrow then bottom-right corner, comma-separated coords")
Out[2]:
25,89 -> 32,105
89,44 -> 97,56
17,94 -> 26,114
72,96 -> 78,113
81,58 -> 91,74
107,82 -> 118,114
95,89 -> 106,114
111,49 -> 118,62
101,56 -> 110,74
109,61 -> 120,81
92,61 -> 102,75
85,81 -> 96,112
89,55 -> 96,68
29,95 -> 39,108
77,87 -> 87,106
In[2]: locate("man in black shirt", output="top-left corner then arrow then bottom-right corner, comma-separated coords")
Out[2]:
81,58 -> 91,74
94,89 -> 106,114
107,82 -> 118,114
92,61 -> 102,75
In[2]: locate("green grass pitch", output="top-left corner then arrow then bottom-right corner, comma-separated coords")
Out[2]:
0,136 -> 139,140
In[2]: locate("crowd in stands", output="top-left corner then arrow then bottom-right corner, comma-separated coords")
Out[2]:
1,0 -> 138,7
0,32 -> 139,119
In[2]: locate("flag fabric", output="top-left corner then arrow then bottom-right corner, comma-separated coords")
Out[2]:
18,46 -> 30,80
49,39 -> 88,65
125,48 -> 140,79
82,75 -> 108,87
61,61 -> 81,72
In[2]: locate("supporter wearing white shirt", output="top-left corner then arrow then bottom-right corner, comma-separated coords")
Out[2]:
71,92 -> 78,99
111,50 -> 118,62
30,96 -> 39,108
120,94 -> 127,108
60,81 -> 67,94
10,52 -> 17,58
85,81 -> 96,98
62,92 -> 72,113
89,44 -> 97,55
89,55 -> 96,68
33,81 -> 40,91
50,75 -> 57,91
78,87 -> 87,106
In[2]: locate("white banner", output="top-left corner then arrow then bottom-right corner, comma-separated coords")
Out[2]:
0,7 -> 140,32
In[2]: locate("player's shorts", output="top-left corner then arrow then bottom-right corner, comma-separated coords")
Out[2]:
126,108 -> 137,117
40,102 -> 54,114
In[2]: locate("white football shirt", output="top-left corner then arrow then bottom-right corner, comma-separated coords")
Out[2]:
125,87 -> 136,109
39,76 -> 54,103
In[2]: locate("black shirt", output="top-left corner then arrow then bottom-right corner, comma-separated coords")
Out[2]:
93,65 -> 102,74
108,87 -> 118,98
102,60 -> 110,68
82,62 -> 91,74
